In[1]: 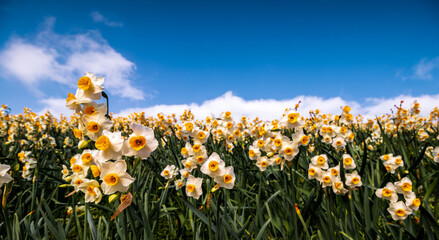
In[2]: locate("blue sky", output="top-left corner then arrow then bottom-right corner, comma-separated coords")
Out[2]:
1,0 -> 439,119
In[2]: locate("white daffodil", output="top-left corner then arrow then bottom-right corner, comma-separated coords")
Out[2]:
308,163 -> 322,180
185,175 -> 203,200
319,171 -> 335,188
193,129 -> 210,145
375,182 -> 398,202
122,123 -> 158,159
95,130 -> 124,162
404,191 -> 421,211
332,180 -> 348,195
201,152 -> 225,178
66,89 -> 93,113
331,136 -> 346,150
161,165 -> 178,180
345,171 -> 362,188
279,109 -> 304,129
100,160 -> 135,195
79,179 -> 103,204
0,164 -> 13,186
311,154 -> 329,169
82,101 -> 107,116
342,154 -> 356,169
395,177 -> 413,196
76,72 -> 104,101
214,166 -> 235,189
82,113 -> 112,141
248,145 -> 261,160
61,165 -> 70,180
280,140 -> 299,161
70,173 -> 86,192
256,156 -> 273,172
387,201 -> 412,221
182,157 -> 198,171
175,179 -> 185,190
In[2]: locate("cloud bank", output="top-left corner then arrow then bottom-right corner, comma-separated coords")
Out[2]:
115,91 -> 439,121
0,17 -> 144,100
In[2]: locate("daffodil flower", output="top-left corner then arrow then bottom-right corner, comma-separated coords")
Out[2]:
99,160 -> 135,195
387,201 -> 412,220
122,123 -> 158,159
185,175 -> 203,200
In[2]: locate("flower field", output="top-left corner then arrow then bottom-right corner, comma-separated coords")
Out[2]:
1,73 -> 439,239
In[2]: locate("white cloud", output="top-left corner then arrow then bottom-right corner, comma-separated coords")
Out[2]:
116,91 -> 439,121
90,11 -> 123,27
0,17 -> 144,100
402,57 -> 439,80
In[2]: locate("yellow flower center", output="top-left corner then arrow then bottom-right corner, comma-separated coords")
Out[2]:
344,157 -> 353,166
335,182 -> 342,189
78,76 -> 91,90
395,209 -> 405,217
261,161 -> 267,168
340,126 -> 348,134
95,135 -> 110,151
257,140 -> 264,147
336,140 -> 342,146
274,139 -> 282,147
209,161 -> 219,171
87,186 -> 96,196
81,153 -> 93,164
395,158 -> 402,164
249,149 -> 255,157
185,122 -> 194,131
385,165 -> 391,171
185,162 -> 192,168
196,156 -> 204,164
163,170 -> 170,176
187,184 -> 195,193
382,188 -> 392,197
129,136 -> 146,151
284,147 -> 293,155
331,169 -> 338,176
352,177 -> 360,185
72,164 -> 82,173
402,182 -> 412,192
184,172 -> 190,178
66,93 -> 76,102
197,131 -> 206,139
178,182 -> 183,187
84,106 -> 96,115
226,122 -> 233,129
225,111 -> 231,118
75,179 -> 82,185
288,113 -> 299,123
317,156 -> 326,165
86,121 -> 100,133
181,147 -> 188,155
300,136 -> 310,145
275,157 -> 282,164
413,198 -> 421,207
104,173 -> 119,186
193,144 -> 200,152
308,168 -> 316,176
224,174 -> 233,184
323,176 -> 331,183
383,154 -> 390,161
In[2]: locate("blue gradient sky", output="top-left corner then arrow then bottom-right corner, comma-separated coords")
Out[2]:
1,0 -> 439,117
